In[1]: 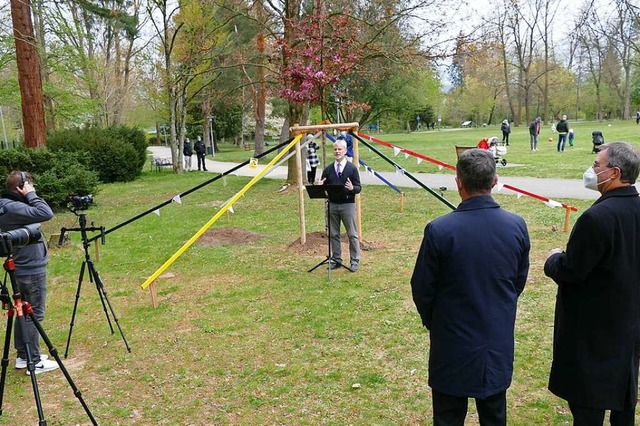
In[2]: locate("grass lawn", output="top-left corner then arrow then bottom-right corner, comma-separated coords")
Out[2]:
209,118 -> 640,180
0,124 -> 637,424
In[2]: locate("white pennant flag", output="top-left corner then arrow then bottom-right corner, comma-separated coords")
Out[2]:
516,193 -> 523,199
404,152 -> 410,159
545,200 -> 563,208
417,158 -> 423,164
496,182 -> 504,191
172,195 -> 182,204
393,147 -> 401,156
395,166 -> 405,176
438,165 -> 444,170
153,209 -> 160,216
228,205 -> 235,214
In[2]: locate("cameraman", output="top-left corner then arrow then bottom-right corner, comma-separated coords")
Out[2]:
0,171 -> 58,375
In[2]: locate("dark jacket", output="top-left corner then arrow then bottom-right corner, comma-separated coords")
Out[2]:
556,119 -> 569,134
0,191 -> 53,276
411,195 -> 530,398
320,161 -> 361,204
183,140 -> 193,156
529,121 -> 540,136
194,140 -> 206,155
501,122 -> 511,134
544,186 -> 640,410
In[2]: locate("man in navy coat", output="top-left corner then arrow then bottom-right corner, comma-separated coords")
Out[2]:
411,149 -> 530,426
545,142 -> 640,426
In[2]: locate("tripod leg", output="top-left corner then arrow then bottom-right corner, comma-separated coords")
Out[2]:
0,308 -> 14,415
65,261 -> 87,359
27,309 -> 98,425
87,261 -> 131,353
86,261 -> 115,334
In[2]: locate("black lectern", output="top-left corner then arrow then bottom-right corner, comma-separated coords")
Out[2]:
305,185 -> 352,277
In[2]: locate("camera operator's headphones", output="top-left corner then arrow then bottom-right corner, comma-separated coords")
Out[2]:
18,172 -> 27,190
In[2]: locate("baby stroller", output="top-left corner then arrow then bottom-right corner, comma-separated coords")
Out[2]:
592,131 -> 604,153
477,137 -> 507,166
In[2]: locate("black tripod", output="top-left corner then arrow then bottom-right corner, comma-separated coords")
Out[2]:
60,211 -> 131,358
0,251 -> 98,425
306,185 -> 351,277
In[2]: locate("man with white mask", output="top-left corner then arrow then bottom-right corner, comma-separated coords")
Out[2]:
545,142 -> 640,426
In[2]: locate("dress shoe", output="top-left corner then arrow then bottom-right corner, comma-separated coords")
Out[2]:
350,263 -> 359,272
328,262 -> 340,270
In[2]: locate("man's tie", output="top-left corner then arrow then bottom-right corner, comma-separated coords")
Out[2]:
336,163 -> 341,177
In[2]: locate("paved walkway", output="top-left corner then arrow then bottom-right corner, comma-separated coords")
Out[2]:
148,146 -> 610,201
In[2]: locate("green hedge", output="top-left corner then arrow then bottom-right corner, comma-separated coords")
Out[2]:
0,148 -> 99,208
48,126 -> 148,183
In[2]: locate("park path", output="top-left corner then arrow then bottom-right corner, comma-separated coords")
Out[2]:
148,146 -> 611,202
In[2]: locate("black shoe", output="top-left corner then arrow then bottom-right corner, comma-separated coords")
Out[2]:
204,168 -> 208,171
328,262 -> 340,270
350,263 -> 359,272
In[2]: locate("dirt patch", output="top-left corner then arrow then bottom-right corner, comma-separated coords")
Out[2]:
286,231 -> 383,256
197,227 -> 263,246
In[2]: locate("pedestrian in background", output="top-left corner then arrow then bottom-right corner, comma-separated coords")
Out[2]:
556,115 -> 569,152
411,149 -> 530,426
529,117 -> 541,151
501,119 -> 511,146
306,134 -> 319,184
194,136 -> 207,171
183,138 -> 193,171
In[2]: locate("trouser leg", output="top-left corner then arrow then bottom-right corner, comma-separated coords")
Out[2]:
432,389 -> 468,426
328,204 -> 342,264
475,391 -> 507,426
14,273 -> 47,363
340,204 -> 360,265
568,402 -> 605,426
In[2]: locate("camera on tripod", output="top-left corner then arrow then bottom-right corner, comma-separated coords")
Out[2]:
0,224 -> 41,257
68,194 -> 93,212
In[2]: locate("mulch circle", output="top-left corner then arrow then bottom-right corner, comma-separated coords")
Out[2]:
197,227 -> 263,246
286,231 -> 382,256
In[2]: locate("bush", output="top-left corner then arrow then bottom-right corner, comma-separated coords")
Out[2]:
48,126 -> 148,183
0,148 -> 99,208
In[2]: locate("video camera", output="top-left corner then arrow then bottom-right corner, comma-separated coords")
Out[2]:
68,194 -> 93,212
0,224 -> 41,257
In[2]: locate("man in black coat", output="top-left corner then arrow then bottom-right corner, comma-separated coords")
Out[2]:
411,149 -> 530,426
545,142 -> 640,426
318,139 -> 361,271
194,136 -> 207,171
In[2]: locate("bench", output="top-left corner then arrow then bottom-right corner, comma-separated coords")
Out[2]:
152,157 -> 173,171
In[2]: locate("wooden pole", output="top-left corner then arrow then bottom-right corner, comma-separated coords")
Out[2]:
353,134 -> 362,241
563,208 -> 572,233
291,122 -> 359,134
400,193 -> 405,213
295,138 -> 306,244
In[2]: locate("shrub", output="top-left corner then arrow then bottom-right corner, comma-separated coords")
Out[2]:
48,126 -> 148,183
0,148 -> 99,208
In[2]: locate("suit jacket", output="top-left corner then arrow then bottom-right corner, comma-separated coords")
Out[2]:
544,185 -> 640,410
320,161 -> 361,204
411,195 -> 530,398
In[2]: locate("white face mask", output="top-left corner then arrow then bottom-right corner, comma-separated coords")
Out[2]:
583,166 -> 613,191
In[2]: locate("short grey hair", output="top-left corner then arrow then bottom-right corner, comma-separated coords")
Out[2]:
457,149 -> 496,193
334,139 -> 347,150
601,142 -> 640,184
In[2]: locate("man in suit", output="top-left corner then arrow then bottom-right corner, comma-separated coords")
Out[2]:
318,139 -> 361,271
545,142 -> 640,426
411,149 -> 530,426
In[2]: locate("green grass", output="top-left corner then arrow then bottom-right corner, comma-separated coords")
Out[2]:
0,133 -> 635,424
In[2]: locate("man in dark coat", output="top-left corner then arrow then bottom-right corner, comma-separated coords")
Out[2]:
556,114 -> 569,152
544,142 -> 640,426
194,136 -> 207,171
411,149 -> 530,426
